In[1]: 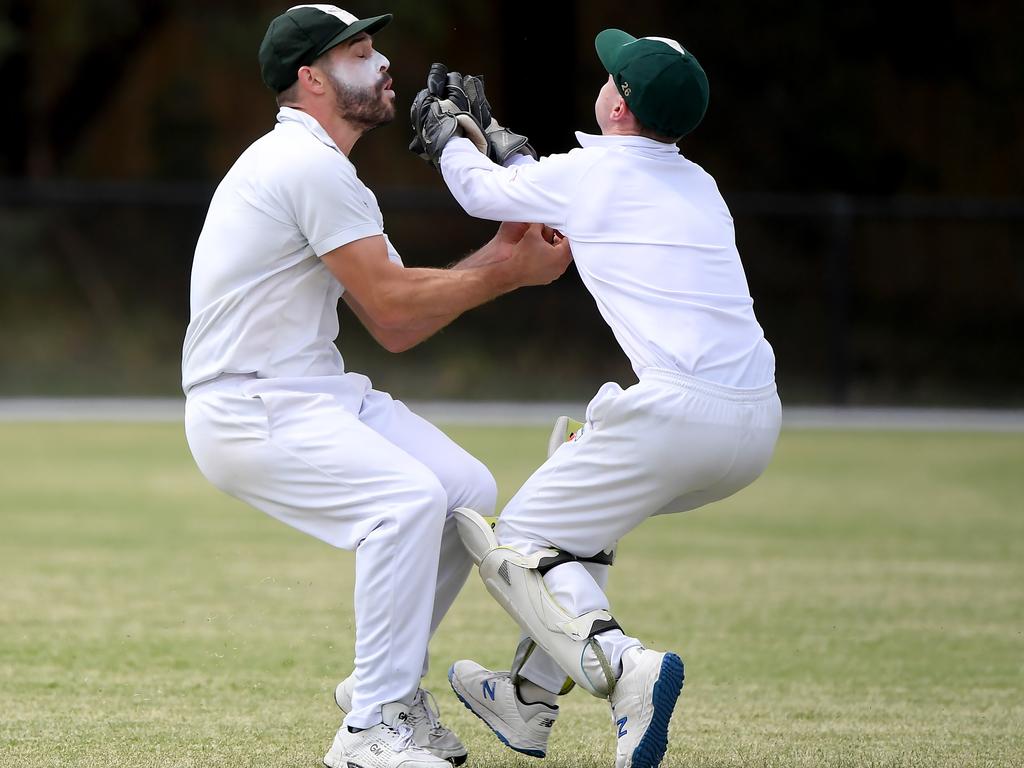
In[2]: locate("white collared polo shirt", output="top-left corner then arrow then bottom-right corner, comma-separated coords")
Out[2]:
182,107 -> 401,392
440,132 -> 776,389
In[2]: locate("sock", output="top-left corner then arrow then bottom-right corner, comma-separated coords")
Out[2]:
516,678 -> 559,707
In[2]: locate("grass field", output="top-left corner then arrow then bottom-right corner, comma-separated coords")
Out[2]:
1,422 -> 1022,767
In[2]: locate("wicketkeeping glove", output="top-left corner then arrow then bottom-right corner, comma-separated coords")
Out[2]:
463,74 -> 538,164
408,63 -> 488,169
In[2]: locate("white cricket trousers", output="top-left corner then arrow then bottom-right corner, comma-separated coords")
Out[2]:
496,368 -> 782,693
184,373 -> 496,728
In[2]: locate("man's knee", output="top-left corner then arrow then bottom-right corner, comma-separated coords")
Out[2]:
463,458 -> 497,514
436,451 -> 497,516
398,469 -> 448,532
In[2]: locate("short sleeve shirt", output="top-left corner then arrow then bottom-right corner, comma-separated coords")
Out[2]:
181,108 -> 401,392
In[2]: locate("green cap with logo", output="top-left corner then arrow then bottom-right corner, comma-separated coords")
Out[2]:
259,5 -> 392,92
595,28 -> 709,138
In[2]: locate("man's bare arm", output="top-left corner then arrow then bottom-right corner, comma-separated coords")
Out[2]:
323,223 -> 570,352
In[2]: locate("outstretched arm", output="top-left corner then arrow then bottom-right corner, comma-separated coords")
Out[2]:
440,137 -> 579,229
325,224 -> 570,353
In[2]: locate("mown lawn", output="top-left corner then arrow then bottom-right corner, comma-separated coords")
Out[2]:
1,423 -> 1021,767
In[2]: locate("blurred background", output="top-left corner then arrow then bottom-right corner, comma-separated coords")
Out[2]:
1,0 -> 1021,404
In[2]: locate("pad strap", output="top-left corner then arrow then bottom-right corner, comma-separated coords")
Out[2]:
587,617 -> 623,638
536,547 -> 616,575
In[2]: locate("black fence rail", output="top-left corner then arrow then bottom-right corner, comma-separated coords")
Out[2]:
1,181 -> 1022,404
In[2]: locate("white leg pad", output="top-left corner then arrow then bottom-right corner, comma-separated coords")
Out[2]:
453,507 -> 617,698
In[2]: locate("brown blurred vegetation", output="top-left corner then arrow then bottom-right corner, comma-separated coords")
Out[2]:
0,0 -> 1022,403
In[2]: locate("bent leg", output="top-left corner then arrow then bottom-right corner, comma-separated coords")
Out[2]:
495,378 -> 780,693
358,389 -> 498,675
185,383 -> 447,728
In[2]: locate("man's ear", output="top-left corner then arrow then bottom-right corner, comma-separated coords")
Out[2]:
610,97 -> 631,123
297,64 -> 326,95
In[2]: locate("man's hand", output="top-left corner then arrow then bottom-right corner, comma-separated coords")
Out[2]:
409,63 -> 488,168
463,74 -> 538,164
492,223 -> 572,287
494,222 -> 560,248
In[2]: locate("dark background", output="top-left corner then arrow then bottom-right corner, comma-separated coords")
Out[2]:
1,0 -> 1022,404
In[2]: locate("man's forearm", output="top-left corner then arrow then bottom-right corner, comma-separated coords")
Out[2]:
372,255 -> 516,330
343,290 -> 462,353
324,225 -> 568,347
450,239 -> 505,269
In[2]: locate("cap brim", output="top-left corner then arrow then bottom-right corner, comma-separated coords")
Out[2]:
595,28 -> 636,74
315,13 -> 393,57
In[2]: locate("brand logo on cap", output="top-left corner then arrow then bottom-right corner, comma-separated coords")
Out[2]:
642,36 -> 686,55
621,80 -> 631,96
287,4 -> 358,24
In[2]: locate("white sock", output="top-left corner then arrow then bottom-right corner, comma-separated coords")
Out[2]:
516,677 -> 559,707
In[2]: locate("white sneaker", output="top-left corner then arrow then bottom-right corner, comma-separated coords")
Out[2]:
608,647 -> 685,768
335,676 -> 468,765
546,415 -> 585,458
448,660 -> 558,758
323,702 -> 448,768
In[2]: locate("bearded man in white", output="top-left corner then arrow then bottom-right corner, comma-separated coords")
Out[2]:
182,7 -> 570,768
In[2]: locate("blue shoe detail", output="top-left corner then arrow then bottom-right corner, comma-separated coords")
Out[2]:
447,664 -> 546,759
629,654 -> 684,768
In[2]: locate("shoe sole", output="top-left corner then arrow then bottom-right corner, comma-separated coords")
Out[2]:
447,665 -> 546,759
630,653 -> 685,768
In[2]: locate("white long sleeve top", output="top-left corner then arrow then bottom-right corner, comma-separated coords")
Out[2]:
440,133 -> 776,389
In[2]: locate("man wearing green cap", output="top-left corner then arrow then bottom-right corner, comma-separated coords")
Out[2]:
182,6 -> 571,768
412,29 -> 781,768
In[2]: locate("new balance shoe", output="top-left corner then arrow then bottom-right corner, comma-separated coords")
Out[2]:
448,660 -> 558,758
608,647 -> 685,768
546,415 -> 585,458
334,675 -> 468,765
323,702 -> 448,768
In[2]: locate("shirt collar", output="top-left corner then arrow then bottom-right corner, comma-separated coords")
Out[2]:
574,131 -> 681,156
277,106 -> 341,153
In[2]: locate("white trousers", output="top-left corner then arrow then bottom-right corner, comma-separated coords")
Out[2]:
184,373 -> 496,728
496,369 -> 782,693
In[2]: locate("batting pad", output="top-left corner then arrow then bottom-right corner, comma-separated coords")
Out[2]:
453,507 -> 618,698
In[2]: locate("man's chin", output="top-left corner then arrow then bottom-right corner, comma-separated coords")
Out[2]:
354,107 -> 395,133
372,100 -> 397,126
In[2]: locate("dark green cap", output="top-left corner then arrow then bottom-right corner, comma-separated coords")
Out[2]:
595,28 -> 709,138
258,5 -> 392,92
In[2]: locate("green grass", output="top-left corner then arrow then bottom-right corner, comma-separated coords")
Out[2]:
1,423 -> 1022,767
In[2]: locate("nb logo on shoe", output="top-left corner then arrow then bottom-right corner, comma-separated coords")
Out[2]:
617,716 -> 628,738
482,680 -> 497,700
539,717 -> 556,728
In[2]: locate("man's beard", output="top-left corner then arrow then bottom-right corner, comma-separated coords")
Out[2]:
328,73 -> 395,131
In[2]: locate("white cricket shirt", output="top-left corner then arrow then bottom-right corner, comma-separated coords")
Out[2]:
182,107 -> 401,392
441,133 -> 776,388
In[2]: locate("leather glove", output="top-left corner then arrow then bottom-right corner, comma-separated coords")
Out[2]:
463,74 -> 537,164
409,63 -> 487,169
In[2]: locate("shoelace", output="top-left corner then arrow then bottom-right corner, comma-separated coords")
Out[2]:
388,722 -> 416,752
410,689 -> 447,736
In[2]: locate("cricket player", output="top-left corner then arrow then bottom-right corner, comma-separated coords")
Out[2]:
409,30 -> 782,768
181,7 -> 571,768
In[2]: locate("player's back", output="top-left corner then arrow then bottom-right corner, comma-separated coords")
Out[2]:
566,141 -> 775,388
